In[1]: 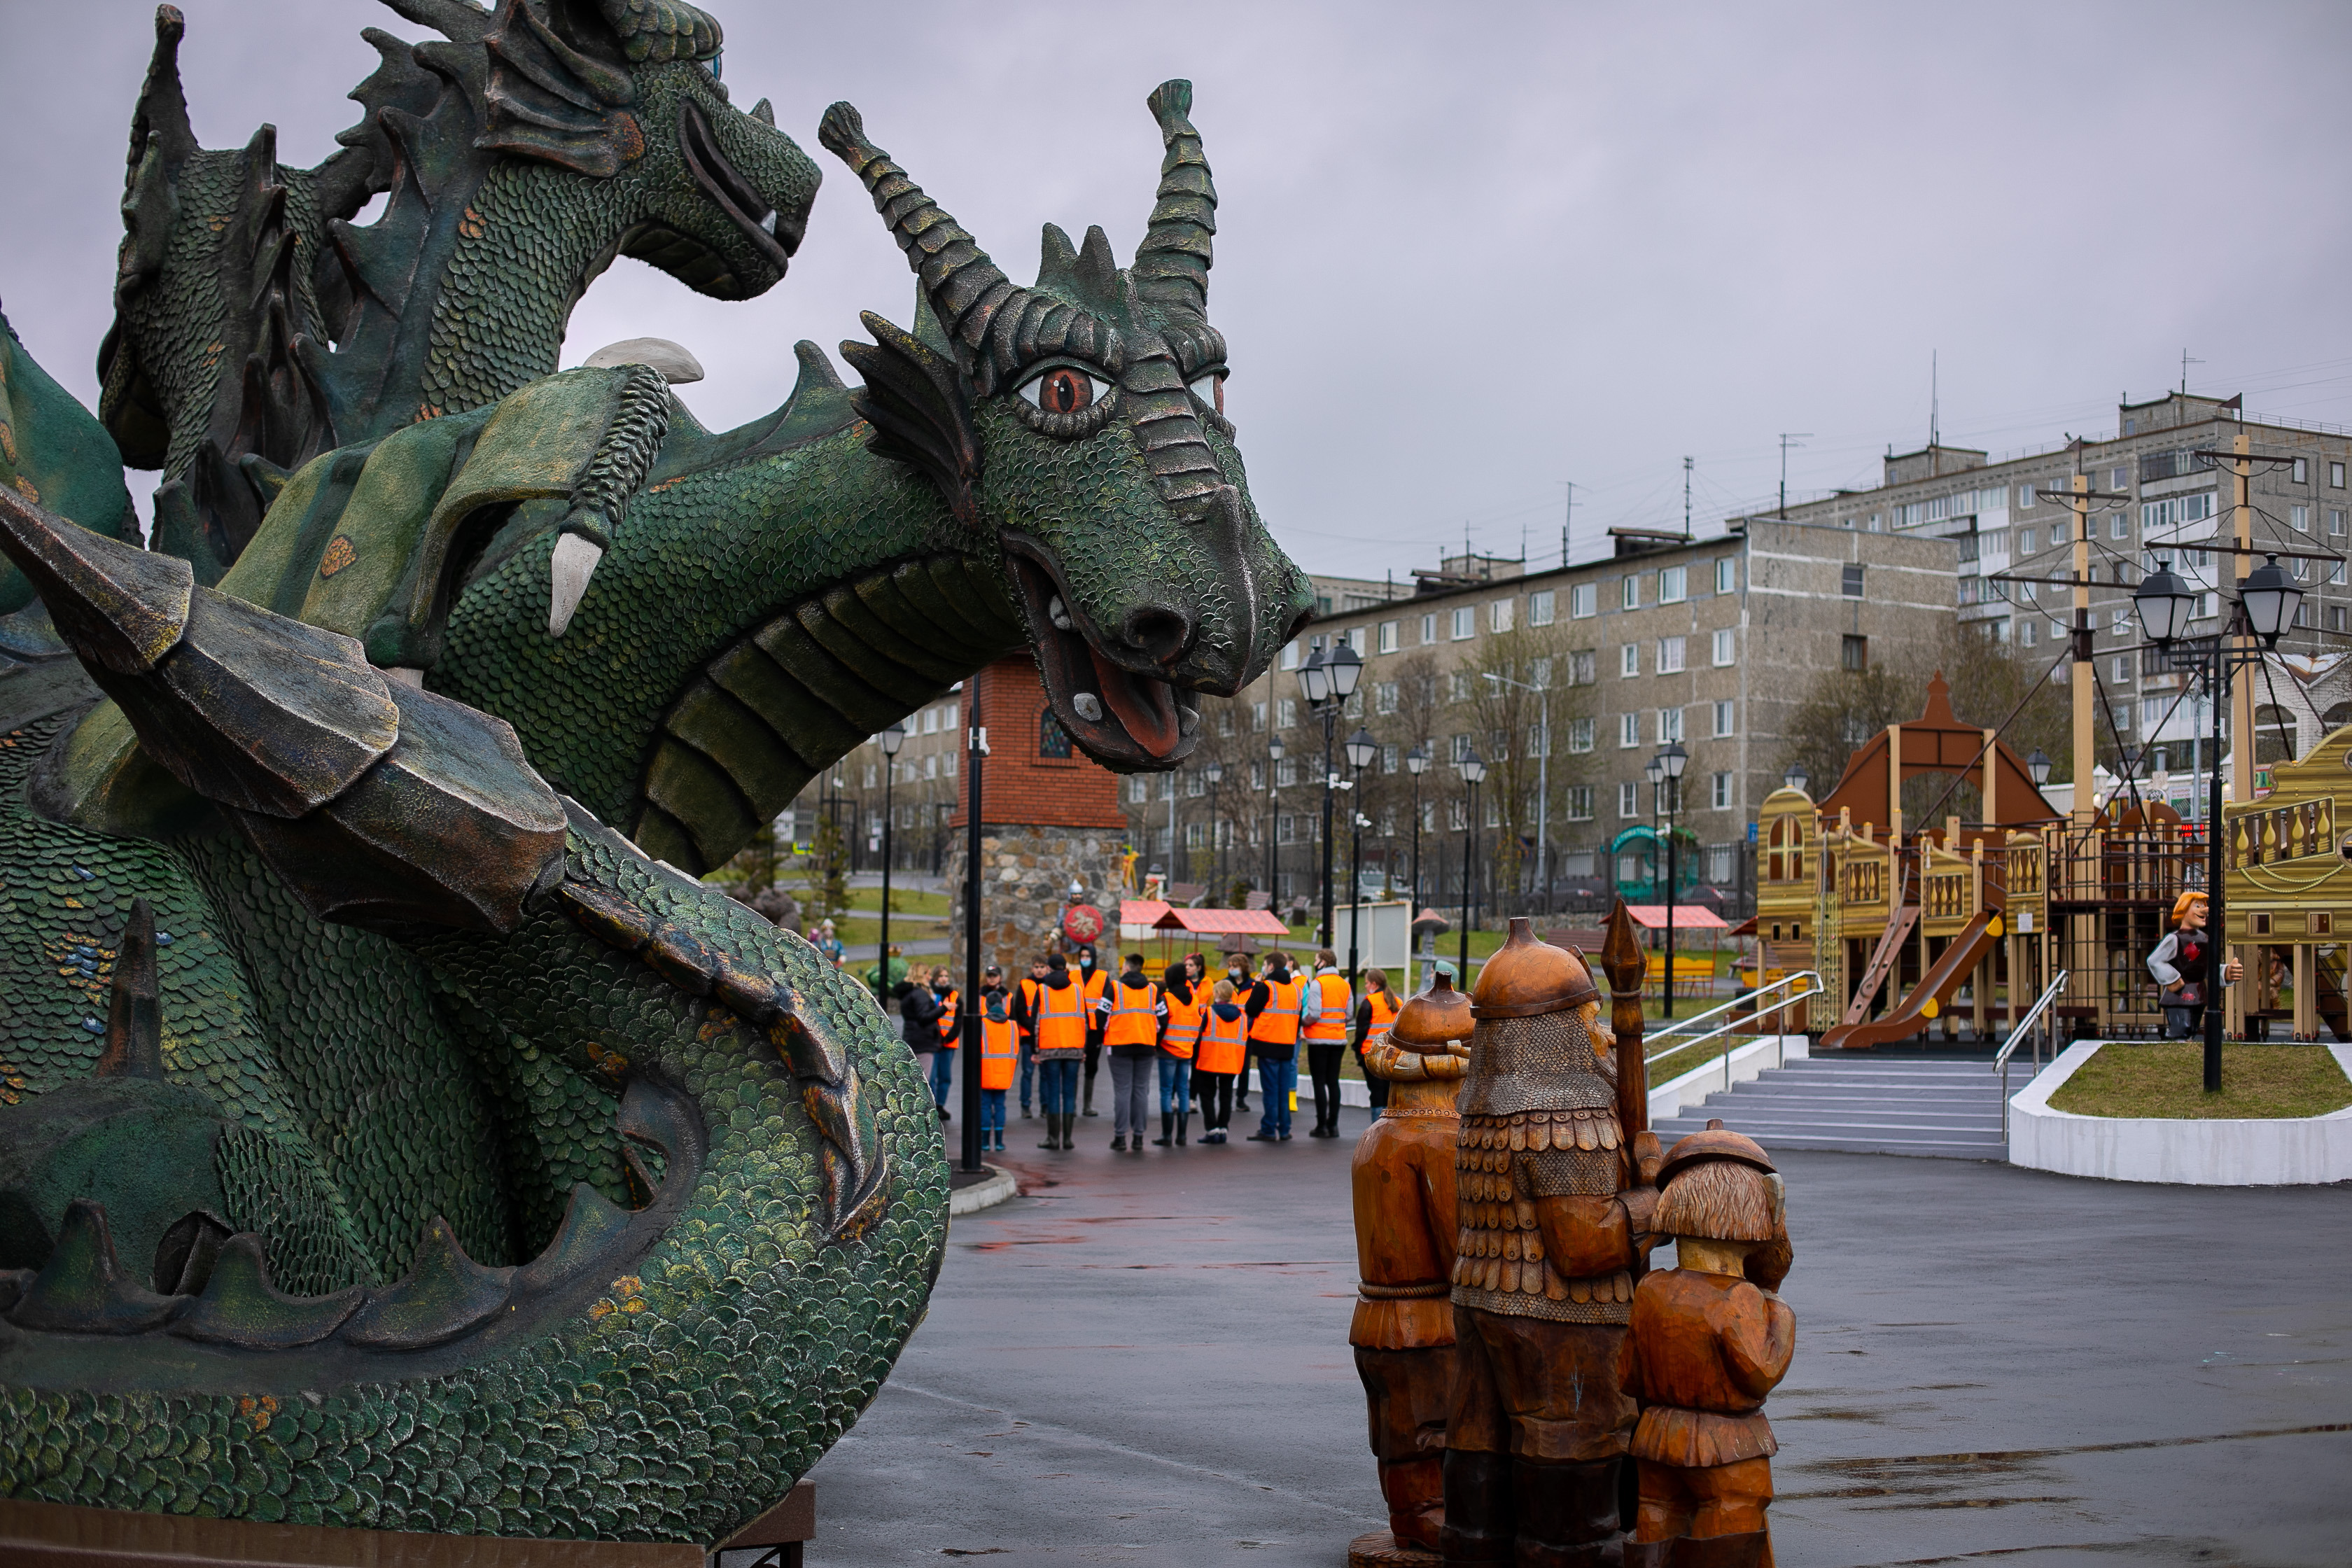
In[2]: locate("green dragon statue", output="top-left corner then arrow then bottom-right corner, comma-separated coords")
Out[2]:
0,31 -> 1308,1544
87,0 -> 818,592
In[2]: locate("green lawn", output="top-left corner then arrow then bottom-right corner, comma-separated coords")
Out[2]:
2049,1043 -> 2352,1119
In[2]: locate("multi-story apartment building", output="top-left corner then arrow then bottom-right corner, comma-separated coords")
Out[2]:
1115,521 -> 1957,920
1749,392 -> 2352,762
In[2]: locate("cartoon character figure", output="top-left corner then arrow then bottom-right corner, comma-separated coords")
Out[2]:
2147,892 -> 2243,1039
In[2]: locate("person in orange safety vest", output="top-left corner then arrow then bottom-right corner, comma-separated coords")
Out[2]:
1028,953 -> 1089,1151
1354,966 -> 1403,1116
1156,953 -> 1208,1147
1194,979 -> 1250,1143
1098,952 -> 1167,1152
1303,946 -> 1354,1140
974,972 -> 1018,1154
1245,951 -> 1310,1142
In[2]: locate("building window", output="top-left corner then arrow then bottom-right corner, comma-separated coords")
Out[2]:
1566,785 -> 1595,821
1380,743 -> 1400,774
1620,644 -> 1640,678
1658,566 -> 1688,604
1490,598 -> 1515,634
1712,771 -> 1732,811
2292,458 -> 2309,484
2332,559 -> 2347,587
1841,563 -> 1863,598
2332,510 -> 2346,537
1569,649 -> 1597,685
2332,461 -> 2345,489
1619,713 -> 1642,748
1346,626 -> 1367,654
1451,606 -> 1477,640
1421,612 -> 1438,645
2110,513 -> 2130,540
1528,590 -> 1555,626
1715,557 -> 1736,594
1527,721 -> 1549,757
2292,505 -> 2310,532
2017,484 -> 2036,510
1040,708 -> 1074,759
1561,582 -> 1592,619
1622,576 -> 1641,610
1278,698 -> 1298,729
1446,671 -> 1471,704
1128,776 -> 1148,803
1251,701 -> 1266,731
1375,680 -> 1399,715
1713,699 -> 1735,737
1568,717 -> 1595,753
1378,619 -> 1399,654
2112,654 -> 2129,682
2020,620 -> 2037,648
2110,467 -> 2129,490
1658,636 -> 1686,674
1277,758 -> 1297,788
1842,634 -> 1868,672
1618,781 -> 1640,818
1712,628 -> 1735,666
1280,640 -> 1300,671
1658,708 -> 1684,744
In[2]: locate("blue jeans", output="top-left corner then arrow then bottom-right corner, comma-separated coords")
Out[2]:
1158,1054 -> 1194,1115
1255,1053 -> 1298,1136
929,1047 -> 954,1108
1037,1058 -> 1081,1115
1018,1037 -> 1037,1111
982,1088 -> 1006,1140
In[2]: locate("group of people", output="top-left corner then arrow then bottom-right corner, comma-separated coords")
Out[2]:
886,944 -> 1408,1154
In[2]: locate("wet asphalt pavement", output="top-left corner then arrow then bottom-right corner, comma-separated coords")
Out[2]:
803,1102 -> 2350,1567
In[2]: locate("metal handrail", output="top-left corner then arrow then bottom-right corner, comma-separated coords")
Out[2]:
1996,969 -> 2071,1148
1644,972 -> 1826,1093
1647,969 -> 1823,1046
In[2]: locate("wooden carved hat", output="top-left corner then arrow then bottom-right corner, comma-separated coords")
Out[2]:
1387,967 -> 1472,1054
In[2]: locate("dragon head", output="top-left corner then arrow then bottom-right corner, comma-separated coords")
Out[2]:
465,0 -> 820,300
818,83 -> 1310,770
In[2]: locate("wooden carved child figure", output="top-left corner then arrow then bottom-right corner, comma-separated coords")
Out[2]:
2147,892 -> 2243,1040
1349,965 -> 1473,1556
1623,1121 -> 1795,1568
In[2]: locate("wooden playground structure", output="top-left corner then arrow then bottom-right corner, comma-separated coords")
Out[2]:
1755,672 -> 2352,1046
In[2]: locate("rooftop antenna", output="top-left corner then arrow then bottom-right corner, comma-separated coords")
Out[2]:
1682,456 -> 1693,537
2180,349 -> 2203,396
1930,350 -> 1939,447
1561,480 -> 1576,567
1778,433 -> 1812,519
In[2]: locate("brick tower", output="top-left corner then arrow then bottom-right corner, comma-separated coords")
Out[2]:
945,656 -> 1129,978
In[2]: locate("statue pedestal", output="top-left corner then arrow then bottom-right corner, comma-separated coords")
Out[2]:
1348,1530 -> 1441,1567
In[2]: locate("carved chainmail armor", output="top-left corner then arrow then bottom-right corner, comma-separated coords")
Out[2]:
1452,1005 -> 1631,1323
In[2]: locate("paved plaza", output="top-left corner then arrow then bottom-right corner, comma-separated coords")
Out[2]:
806,1103 -> 2349,1567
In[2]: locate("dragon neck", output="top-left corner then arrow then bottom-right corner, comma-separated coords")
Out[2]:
433,419 -> 1025,872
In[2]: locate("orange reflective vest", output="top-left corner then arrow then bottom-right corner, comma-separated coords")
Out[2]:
1035,981 -> 1088,1054
1162,988 -> 1207,1059
935,989 -> 960,1045
1304,972 -> 1351,1042
1364,988 -> 1399,1044
1198,1005 -> 1250,1074
1018,977 -> 1042,1037
1250,974 -> 1306,1046
979,1012 -> 1018,1090
1103,978 -> 1162,1046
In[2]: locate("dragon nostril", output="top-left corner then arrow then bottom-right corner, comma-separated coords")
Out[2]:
1122,606 -> 1193,664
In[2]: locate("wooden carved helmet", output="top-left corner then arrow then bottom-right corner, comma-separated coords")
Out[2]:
1387,967 -> 1472,1056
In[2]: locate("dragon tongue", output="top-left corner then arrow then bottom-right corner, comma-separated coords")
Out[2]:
1084,644 -> 1180,759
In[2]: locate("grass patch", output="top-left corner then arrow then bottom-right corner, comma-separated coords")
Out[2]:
2048,1042 -> 2352,1120
842,888 -> 948,917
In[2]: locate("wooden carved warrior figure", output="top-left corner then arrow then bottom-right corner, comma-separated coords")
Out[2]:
1445,919 -> 1663,1568
1623,1121 -> 1795,1568
1350,966 -> 1473,1555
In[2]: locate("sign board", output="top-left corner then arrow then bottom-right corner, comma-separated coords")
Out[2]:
1331,899 -> 1412,976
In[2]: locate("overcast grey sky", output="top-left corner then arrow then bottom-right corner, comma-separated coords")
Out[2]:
4,1 -> 2349,578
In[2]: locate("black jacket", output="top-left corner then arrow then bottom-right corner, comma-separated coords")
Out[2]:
897,982 -> 941,1051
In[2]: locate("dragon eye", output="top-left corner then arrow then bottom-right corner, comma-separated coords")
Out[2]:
1189,372 -> 1225,417
1019,367 -> 1102,416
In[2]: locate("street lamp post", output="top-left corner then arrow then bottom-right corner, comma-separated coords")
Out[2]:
1298,643 -> 1365,950
2134,553 -> 2301,1091
1344,727 -> 1378,983
1405,744 -> 1431,917
1205,757 -> 1225,892
1655,741 -> 1688,1020
1483,670 -> 1550,914
1265,736 -> 1285,907
959,696 -> 990,1172
1457,748 -> 1486,977
874,723 -> 904,1001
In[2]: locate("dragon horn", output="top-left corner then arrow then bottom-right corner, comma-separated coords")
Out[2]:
1133,80 -> 1215,319
818,102 -> 1016,366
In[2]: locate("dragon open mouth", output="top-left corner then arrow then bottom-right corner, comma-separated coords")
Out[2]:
678,100 -> 799,269
1002,543 -> 1194,770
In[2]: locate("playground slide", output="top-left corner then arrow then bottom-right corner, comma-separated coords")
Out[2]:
1819,909 -> 2001,1051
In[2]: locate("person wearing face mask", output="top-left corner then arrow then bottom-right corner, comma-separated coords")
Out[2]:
1245,950 -> 1308,1142
1014,955 -> 1051,1119
1224,951 -> 1256,1115
1156,955 -> 1207,1147
927,965 -> 960,1118
1098,952 -> 1168,1152
974,966 -> 1016,1154
1074,943 -> 1109,1119
1030,953 -> 1088,1151
1303,947 -> 1354,1139
1194,979 -> 1250,1144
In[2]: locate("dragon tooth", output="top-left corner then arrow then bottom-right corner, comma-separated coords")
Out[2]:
8,1198 -> 186,1334
1071,692 -> 1103,722
1178,704 -> 1200,735
760,209 -> 778,235
169,1233 -> 363,1349
514,1184 -> 633,1294
1048,596 -> 1073,631
548,531 -> 603,638
338,1217 -> 513,1350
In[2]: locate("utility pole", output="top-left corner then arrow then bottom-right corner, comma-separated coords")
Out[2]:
1778,433 -> 1812,519
2067,472 -> 2096,830
1682,457 -> 1693,537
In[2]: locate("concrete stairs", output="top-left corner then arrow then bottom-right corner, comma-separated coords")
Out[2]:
1650,1053 -> 2008,1160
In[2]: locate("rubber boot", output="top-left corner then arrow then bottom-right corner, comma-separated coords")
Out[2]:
1082,1061 -> 1098,1116
1112,1133 -> 1128,1152
1039,1111 -> 1061,1151
1177,1108 -> 1190,1146
1509,1456 -> 1623,1567
1670,1532 -> 1769,1568
1153,1111 -> 1174,1147
1061,1113 -> 1076,1152
1378,1456 -> 1446,1553
1439,1450 -> 1514,1564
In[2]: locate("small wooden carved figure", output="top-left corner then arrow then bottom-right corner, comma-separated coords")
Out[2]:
1348,966 -> 1474,1562
1623,1121 -> 1795,1568
1443,918 -> 1664,1567
2148,891 -> 2242,1039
